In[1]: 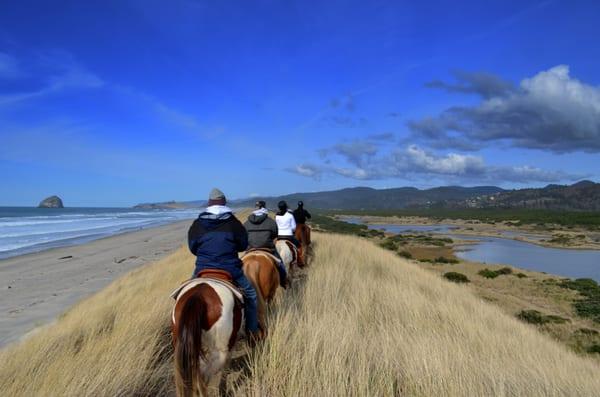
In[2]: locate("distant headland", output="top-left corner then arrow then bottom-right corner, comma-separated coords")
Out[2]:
133,200 -> 204,210
38,195 -> 64,208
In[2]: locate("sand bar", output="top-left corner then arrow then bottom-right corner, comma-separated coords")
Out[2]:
0,220 -> 192,348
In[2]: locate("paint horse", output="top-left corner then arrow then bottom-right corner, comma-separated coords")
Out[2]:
276,239 -> 299,272
241,249 -> 286,331
171,270 -> 243,397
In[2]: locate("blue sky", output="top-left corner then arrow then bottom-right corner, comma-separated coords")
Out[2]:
1,0 -> 600,207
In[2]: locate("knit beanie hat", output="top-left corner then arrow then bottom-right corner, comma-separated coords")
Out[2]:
208,188 -> 226,206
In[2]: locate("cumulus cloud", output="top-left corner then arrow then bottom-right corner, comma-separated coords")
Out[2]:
287,164 -> 323,179
425,70 -> 515,99
410,65 -> 600,152
367,132 -> 395,142
288,143 -> 584,183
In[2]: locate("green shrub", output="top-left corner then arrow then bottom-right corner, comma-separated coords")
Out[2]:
379,239 -> 398,251
586,344 -> 600,354
576,328 -> 599,335
517,310 -> 546,324
478,267 -> 513,279
560,278 -> 600,323
478,269 -> 500,279
516,310 -> 569,325
443,272 -> 470,283
544,315 -> 570,324
515,273 -> 527,278
398,250 -> 412,259
435,256 -> 459,264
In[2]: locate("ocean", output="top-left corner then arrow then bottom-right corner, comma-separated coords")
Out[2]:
0,207 -> 201,259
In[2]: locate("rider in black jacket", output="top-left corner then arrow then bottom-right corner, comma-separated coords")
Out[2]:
292,201 -> 311,224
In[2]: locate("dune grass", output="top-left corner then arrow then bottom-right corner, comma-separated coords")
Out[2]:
2,230 -> 600,396
0,246 -> 191,396
234,233 -> 600,396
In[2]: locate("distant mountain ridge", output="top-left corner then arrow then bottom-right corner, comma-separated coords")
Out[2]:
133,200 -> 205,210
455,180 -> 600,211
236,185 -> 506,210
135,181 -> 600,211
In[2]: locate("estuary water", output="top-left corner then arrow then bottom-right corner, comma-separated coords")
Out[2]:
345,217 -> 600,281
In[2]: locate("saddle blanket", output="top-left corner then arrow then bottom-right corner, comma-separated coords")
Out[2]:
170,277 -> 244,301
241,249 -> 282,265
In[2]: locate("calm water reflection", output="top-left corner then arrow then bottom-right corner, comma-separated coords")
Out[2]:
346,218 -> 600,281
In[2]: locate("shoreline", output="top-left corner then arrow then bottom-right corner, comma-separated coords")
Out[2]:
340,215 -> 600,250
0,219 -> 193,348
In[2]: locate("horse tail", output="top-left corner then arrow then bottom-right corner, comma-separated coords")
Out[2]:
174,291 -> 207,397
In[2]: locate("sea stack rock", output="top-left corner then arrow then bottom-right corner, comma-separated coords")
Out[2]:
38,195 -> 64,208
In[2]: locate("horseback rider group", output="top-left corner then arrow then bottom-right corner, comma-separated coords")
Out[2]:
187,188 -> 310,344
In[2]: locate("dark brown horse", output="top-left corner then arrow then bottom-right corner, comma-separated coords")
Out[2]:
171,272 -> 243,396
294,223 -> 311,265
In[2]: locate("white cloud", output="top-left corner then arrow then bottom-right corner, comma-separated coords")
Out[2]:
410,65 -> 600,152
289,143 -> 584,184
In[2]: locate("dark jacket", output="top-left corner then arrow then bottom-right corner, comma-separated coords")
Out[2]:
188,211 -> 248,278
292,208 -> 311,224
244,213 -> 278,250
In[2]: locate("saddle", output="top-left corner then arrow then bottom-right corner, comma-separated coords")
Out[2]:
170,270 -> 244,303
241,248 -> 282,265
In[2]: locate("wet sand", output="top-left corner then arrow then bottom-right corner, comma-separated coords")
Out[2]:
0,220 -> 192,348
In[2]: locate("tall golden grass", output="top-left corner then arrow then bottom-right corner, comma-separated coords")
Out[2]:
1,230 -> 599,396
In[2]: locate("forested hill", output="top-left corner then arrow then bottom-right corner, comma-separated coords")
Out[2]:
237,181 -> 600,211
133,181 -> 600,211
236,185 -> 505,210
458,180 -> 600,211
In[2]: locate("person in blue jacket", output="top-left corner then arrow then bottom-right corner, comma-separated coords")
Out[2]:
187,188 -> 262,342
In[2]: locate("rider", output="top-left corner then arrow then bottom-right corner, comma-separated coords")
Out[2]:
187,188 -> 262,342
292,200 -> 311,224
292,200 -> 312,245
275,200 -> 304,266
244,200 -> 289,288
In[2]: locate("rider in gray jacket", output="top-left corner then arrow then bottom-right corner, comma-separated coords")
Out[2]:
244,201 -> 289,288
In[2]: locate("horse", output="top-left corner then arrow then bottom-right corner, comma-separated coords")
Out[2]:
171,271 -> 243,397
294,223 -> 311,264
241,250 -> 282,331
276,239 -> 299,271
295,223 -> 311,247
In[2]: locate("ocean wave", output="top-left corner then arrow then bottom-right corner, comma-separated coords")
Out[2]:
0,208 -> 197,258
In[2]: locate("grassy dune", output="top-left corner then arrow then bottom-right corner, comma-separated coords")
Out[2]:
2,230 -> 600,396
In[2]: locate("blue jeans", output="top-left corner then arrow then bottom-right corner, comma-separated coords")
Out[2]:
233,273 -> 259,333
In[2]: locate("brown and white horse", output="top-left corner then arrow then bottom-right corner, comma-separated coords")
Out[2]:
242,251 -> 282,331
276,239 -> 298,271
172,275 -> 243,397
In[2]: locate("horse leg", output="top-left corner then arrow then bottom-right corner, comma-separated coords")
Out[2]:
205,350 -> 229,396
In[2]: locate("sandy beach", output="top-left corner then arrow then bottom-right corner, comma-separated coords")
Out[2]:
0,220 -> 192,348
